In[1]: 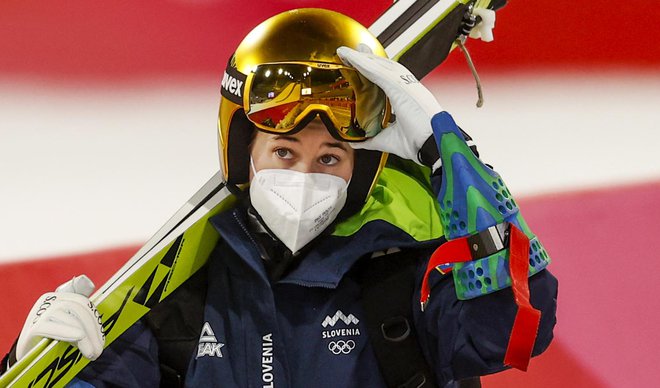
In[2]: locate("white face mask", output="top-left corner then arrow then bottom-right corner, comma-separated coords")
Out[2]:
249,160 -> 349,253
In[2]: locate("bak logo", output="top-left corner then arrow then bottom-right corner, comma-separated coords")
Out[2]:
222,72 -> 243,97
197,322 -> 225,359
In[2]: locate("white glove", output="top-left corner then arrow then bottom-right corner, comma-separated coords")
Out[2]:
336,46 -> 442,165
16,275 -> 105,362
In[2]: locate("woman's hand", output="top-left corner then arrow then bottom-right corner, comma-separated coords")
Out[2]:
337,46 -> 442,165
16,275 -> 105,362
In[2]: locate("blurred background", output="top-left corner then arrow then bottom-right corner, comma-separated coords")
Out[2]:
1,0 -> 659,386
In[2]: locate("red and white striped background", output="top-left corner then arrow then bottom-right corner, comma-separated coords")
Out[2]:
1,1 -> 659,386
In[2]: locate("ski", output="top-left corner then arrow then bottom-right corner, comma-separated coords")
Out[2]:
0,1 -> 505,386
0,170 -> 224,385
370,0 -> 506,79
0,174 -> 236,387
96,171 -> 227,298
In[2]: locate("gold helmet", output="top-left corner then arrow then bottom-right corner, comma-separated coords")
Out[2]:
218,8 -> 389,217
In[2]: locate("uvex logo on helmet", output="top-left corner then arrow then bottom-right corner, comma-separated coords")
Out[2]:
222,72 -> 243,97
220,62 -> 247,105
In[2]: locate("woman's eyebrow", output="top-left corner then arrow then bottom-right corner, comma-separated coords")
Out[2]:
322,141 -> 349,151
272,135 -> 299,143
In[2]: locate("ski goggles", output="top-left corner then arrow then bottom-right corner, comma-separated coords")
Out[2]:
244,62 -> 390,141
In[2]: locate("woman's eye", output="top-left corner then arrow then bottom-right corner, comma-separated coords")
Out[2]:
319,154 -> 339,166
275,148 -> 292,159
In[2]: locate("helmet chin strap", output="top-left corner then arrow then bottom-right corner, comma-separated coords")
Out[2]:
226,180 -> 247,198
224,154 -> 252,199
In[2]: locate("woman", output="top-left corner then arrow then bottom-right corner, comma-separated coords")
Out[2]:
6,8 -> 557,387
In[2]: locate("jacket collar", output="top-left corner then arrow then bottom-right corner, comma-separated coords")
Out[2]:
210,205 -> 442,289
280,219 -> 441,288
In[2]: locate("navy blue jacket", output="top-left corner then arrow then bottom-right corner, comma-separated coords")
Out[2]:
75,201 -> 558,387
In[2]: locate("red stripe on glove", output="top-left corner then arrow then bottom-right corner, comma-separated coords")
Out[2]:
504,224 -> 541,371
420,237 -> 471,310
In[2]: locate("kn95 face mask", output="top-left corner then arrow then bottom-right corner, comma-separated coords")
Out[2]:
249,162 -> 349,253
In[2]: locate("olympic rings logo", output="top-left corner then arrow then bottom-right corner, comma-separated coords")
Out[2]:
328,340 -> 356,355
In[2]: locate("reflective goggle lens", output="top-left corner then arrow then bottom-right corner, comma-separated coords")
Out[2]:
245,63 -> 387,141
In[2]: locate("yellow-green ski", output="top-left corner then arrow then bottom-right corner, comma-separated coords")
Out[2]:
1,175 -> 235,388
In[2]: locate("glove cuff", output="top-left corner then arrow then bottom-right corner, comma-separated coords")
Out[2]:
417,135 -> 440,169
